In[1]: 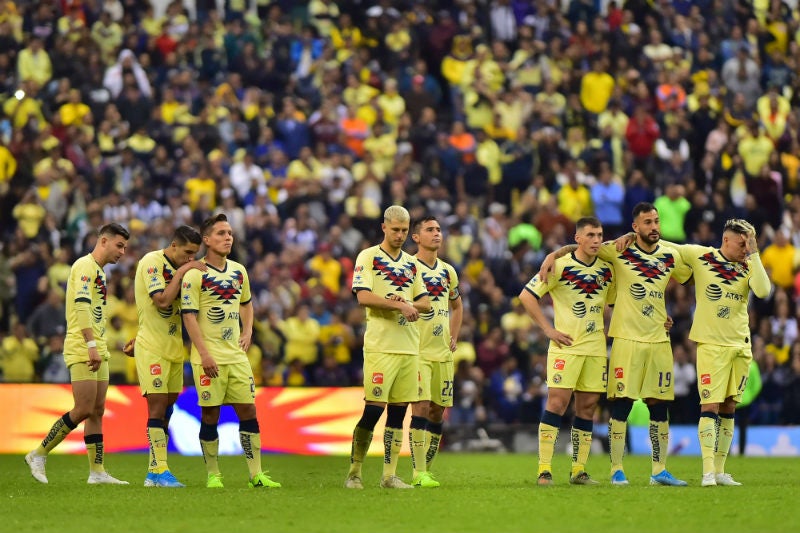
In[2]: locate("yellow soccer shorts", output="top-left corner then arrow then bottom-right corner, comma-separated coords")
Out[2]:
363,351 -> 420,404
607,338 -> 674,401
419,358 -> 455,407
135,344 -> 184,395
192,361 -> 255,407
547,352 -> 607,393
696,343 -> 751,405
69,359 -> 110,382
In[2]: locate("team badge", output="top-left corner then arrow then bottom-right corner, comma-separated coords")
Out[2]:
153,378 -> 162,388
701,389 -> 710,399
231,279 -> 241,290
201,391 -> 211,401
617,382 -> 625,392
552,373 -> 562,384
372,386 -> 382,398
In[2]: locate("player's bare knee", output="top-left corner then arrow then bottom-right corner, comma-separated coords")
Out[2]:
411,400 -> 429,417
428,403 -> 445,423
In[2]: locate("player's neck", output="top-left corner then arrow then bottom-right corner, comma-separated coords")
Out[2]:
90,250 -> 106,267
380,241 -> 402,257
416,249 -> 437,265
635,237 -> 657,253
573,249 -> 595,264
205,251 -> 227,270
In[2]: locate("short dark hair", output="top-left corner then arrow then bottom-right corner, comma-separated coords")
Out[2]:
632,202 -> 657,220
201,213 -> 228,236
174,225 -> 202,245
413,215 -> 439,234
576,216 -> 602,231
98,223 -> 130,240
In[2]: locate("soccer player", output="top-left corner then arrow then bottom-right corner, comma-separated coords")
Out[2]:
521,217 -> 612,486
408,216 -> 463,488
539,203 -> 691,486
25,223 -> 130,485
654,219 -> 770,485
344,205 -> 431,489
181,214 -> 281,489
132,225 -> 205,488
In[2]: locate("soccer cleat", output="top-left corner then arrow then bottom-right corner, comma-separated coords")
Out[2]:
569,471 -> 600,485
537,471 -> 553,486
206,473 -> 224,488
87,471 -> 129,485
144,472 -> 158,487
249,471 -> 281,488
715,473 -> 742,486
412,471 -> 440,488
344,475 -> 364,489
650,470 -> 687,486
701,473 -> 717,487
380,475 -> 414,489
610,470 -> 629,485
25,451 -> 48,484
155,470 -> 185,488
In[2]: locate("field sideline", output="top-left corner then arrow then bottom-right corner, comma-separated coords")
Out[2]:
4,453 -> 796,533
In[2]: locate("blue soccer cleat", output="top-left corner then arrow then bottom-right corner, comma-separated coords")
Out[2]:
156,470 -> 185,488
610,470 -> 629,486
144,472 -> 158,487
650,470 -> 687,486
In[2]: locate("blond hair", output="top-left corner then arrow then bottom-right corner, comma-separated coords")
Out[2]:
384,205 -> 410,224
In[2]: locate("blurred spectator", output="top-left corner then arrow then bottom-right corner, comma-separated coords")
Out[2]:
1,322 -> 39,382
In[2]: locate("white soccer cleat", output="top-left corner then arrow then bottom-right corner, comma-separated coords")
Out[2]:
715,473 -> 742,486
379,475 -> 414,489
25,451 -> 48,484
344,475 -> 364,489
701,473 -> 717,487
87,471 -> 130,485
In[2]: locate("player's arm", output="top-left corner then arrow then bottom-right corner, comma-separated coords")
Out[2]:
537,244 -> 577,279
412,294 -> 431,314
747,240 -> 771,299
356,289 -> 420,321
519,288 -> 573,348
151,260 -> 207,310
182,312 -> 218,378
73,264 -> 101,371
239,301 -> 254,352
449,291 -> 463,352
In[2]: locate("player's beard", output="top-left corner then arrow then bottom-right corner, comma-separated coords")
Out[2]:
637,230 -> 660,246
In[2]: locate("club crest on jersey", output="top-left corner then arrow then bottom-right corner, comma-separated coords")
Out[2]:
153,378 -> 162,389
619,249 -> 675,283
372,257 -> 416,289
560,266 -> 611,298
552,373 -> 562,384
201,391 -> 211,401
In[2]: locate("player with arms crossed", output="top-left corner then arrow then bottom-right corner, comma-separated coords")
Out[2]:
540,203 -> 691,486
649,219 -> 770,485
345,205 -> 431,489
129,225 -> 205,487
521,217 -> 612,485
408,216 -> 463,488
25,223 -> 130,485
181,214 -> 281,489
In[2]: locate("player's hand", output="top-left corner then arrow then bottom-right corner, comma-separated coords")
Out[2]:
239,331 -> 252,352
544,326 -> 573,349
386,294 -> 405,302
664,315 -> 674,331
200,353 -> 219,378
87,347 -> 102,372
122,338 -> 136,357
615,232 -> 636,251
537,254 -> 557,280
450,336 -> 458,352
183,260 -> 208,273
399,302 -> 420,322
744,231 -> 758,257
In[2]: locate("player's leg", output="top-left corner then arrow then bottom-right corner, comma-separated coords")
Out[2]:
696,344 -> 721,485
425,402 -> 445,471
424,360 -> 453,478
194,363 -> 225,487
410,359 -> 433,484
139,351 -> 182,485
84,367 -> 128,484
345,352 -> 387,488
606,339 -> 638,484
714,349 -> 749,485
25,363 -> 94,483
569,356 -> 606,484
537,386 -> 571,485
380,353 -> 415,488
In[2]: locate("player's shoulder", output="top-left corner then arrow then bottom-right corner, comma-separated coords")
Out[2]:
226,259 -> 248,273
355,244 -> 380,261
71,254 -> 95,273
136,249 -> 162,270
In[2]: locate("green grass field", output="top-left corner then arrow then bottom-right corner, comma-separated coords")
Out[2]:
4,453 -> 797,533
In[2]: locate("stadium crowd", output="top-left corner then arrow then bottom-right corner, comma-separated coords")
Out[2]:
1,0 -> 800,432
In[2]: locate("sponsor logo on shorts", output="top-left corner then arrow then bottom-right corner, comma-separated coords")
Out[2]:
700,373 -> 711,385
553,359 -> 566,370
552,373 -> 562,384
614,367 -> 623,379
616,382 -> 625,392
372,386 -> 382,398
150,364 -> 162,375
199,374 -> 211,387
701,389 -> 710,399
201,391 -> 211,401
372,372 -> 384,384
153,378 -> 162,389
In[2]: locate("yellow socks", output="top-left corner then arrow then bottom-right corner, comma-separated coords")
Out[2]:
649,420 -> 670,476
608,418 -> 627,474
85,434 -> 105,474
538,410 -> 562,475
570,417 -> 593,476
409,416 -> 427,477
382,427 -> 403,479
147,420 -> 168,474
37,413 -> 77,455
715,414 -> 735,474
348,426 -> 373,478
